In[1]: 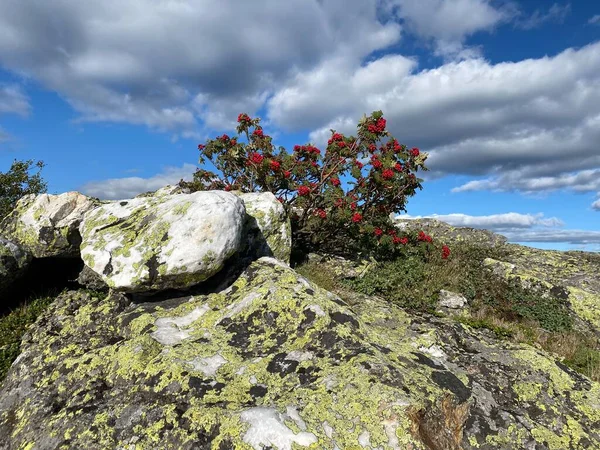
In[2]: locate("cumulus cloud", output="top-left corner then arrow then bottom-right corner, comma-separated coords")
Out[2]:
380,0 -> 514,59
1,0 -> 598,204
268,41 -> 600,197
592,197 -> 600,211
0,84 -> 31,117
0,0 -> 401,137
453,169 -> 600,194
398,212 -> 564,231
79,163 -> 196,200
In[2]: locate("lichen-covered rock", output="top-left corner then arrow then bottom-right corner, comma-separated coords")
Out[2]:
438,289 -> 468,309
1,258 -> 598,449
0,192 -> 99,258
394,217 -> 508,248
135,184 -> 191,198
79,190 -> 246,293
484,245 -> 600,332
0,237 -> 31,294
236,192 -> 291,263
76,264 -> 109,292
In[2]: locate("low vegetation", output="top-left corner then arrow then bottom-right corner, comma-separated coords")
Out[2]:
297,241 -> 600,382
0,290 -> 58,383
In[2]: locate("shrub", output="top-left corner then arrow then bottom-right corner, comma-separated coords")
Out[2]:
0,159 -> 47,221
181,111 -> 438,258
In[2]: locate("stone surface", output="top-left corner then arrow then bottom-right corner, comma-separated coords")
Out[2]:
135,184 -> 191,198
76,265 -> 109,292
1,257 -> 599,450
393,217 -> 508,248
484,245 -> 600,333
236,192 -> 291,264
438,289 -> 468,309
79,190 -> 245,293
0,192 -> 99,258
0,237 -> 31,294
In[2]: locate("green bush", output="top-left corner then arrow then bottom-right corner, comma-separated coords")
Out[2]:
0,159 -> 47,221
0,291 -> 57,384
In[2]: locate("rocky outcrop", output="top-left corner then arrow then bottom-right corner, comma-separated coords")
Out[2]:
484,245 -> 600,333
393,217 -> 508,248
0,192 -> 98,258
79,191 -> 246,293
1,257 -> 599,449
0,237 -> 31,295
1,193 -> 600,450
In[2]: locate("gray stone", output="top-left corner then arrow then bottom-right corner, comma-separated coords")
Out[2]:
0,237 -> 31,294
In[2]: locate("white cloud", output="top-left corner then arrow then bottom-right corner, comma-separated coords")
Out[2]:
79,163 -> 196,200
381,0 -> 514,59
399,212 -> 564,231
397,212 -> 600,246
453,169 -> 600,194
588,14 -> 600,25
592,197 -> 600,211
514,3 -> 571,30
501,229 -> 600,245
268,41 -> 600,195
0,0 -> 401,137
0,84 -> 31,117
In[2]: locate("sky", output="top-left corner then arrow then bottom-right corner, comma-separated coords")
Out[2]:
0,0 -> 599,252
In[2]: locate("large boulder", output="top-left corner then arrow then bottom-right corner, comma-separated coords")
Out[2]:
236,192 -> 291,264
0,237 -> 32,294
1,257 -> 599,449
79,190 -> 245,292
0,192 -> 99,258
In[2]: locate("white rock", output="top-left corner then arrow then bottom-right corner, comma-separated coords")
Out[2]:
79,190 -> 245,292
240,407 -> 317,450
1,192 -> 98,258
438,289 -> 468,309
236,192 -> 291,264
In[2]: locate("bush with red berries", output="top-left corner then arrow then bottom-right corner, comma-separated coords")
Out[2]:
181,111 -> 449,261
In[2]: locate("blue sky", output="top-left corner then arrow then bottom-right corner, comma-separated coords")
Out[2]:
1,0 -> 599,251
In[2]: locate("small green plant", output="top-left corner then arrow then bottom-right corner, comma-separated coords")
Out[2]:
0,159 -> 47,221
0,290 -> 58,384
563,345 -> 600,381
456,316 -> 514,339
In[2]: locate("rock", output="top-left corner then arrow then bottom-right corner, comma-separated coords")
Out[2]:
0,237 -> 32,294
307,253 -> 373,279
135,184 -> 191,198
236,192 -> 291,263
0,192 -> 99,258
394,217 -> 508,248
76,265 -> 109,292
1,257 -> 599,449
438,289 -> 468,309
79,190 -> 245,292
484,245 -> 600,333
